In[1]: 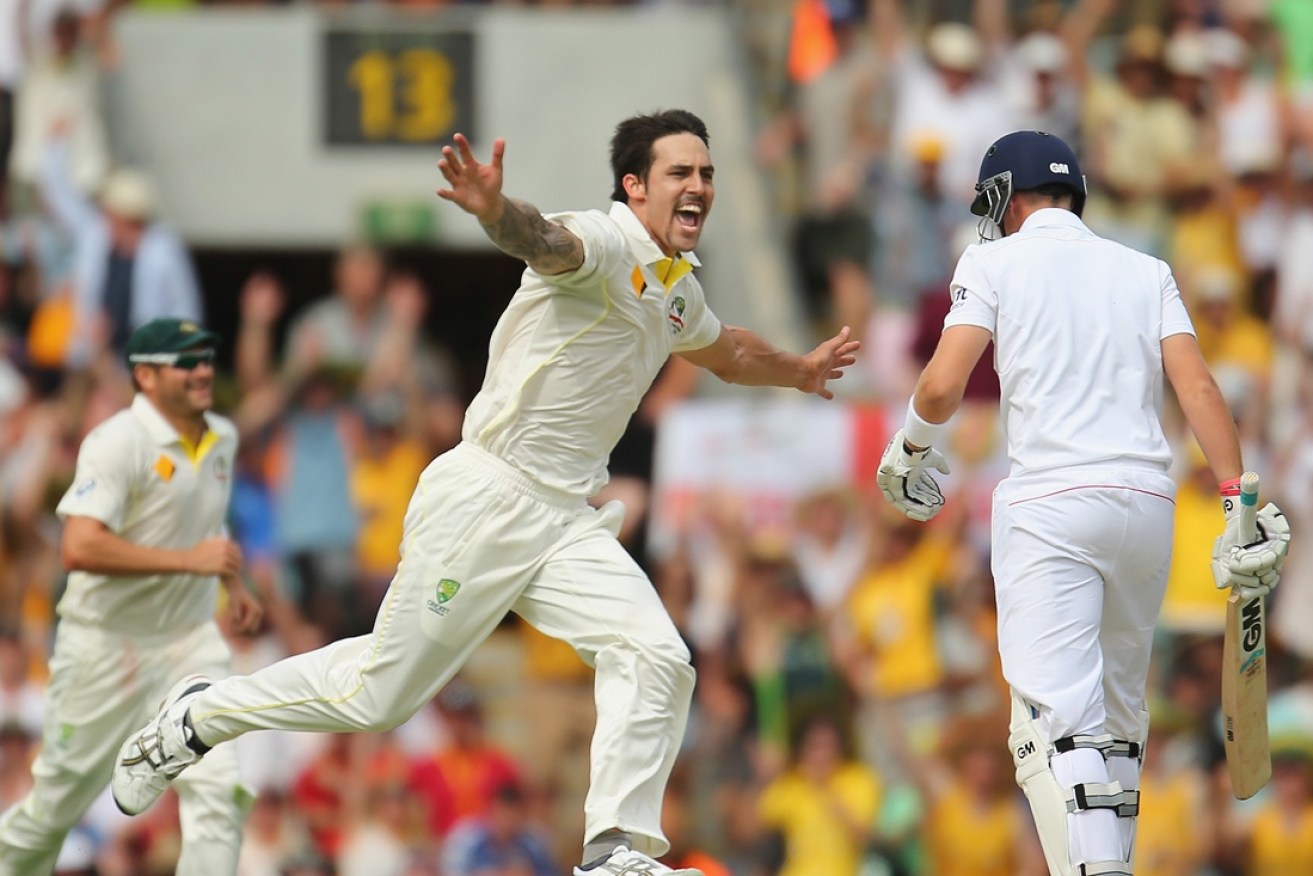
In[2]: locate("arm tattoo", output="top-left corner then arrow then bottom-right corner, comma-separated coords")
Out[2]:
480,196 -> 585,275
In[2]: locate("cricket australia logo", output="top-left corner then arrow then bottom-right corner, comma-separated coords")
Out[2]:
667,295 -> 686,334
426,578 -> 462,617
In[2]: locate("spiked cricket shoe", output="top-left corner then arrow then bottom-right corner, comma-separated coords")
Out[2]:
111,674 -> 212,815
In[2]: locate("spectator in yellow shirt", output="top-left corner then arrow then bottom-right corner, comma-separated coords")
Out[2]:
1132,715 -> 1210,876
1161,443 -> 1231,633
757,715 -> 881,876
923,714 -> 1043,876
840,514 -> 953,777
350,391 -> 429,607
1186,265 -> 1274,441
1243,740 -> 1313,876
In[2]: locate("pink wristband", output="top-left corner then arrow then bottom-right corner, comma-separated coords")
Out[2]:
1219,477 -> 1242,497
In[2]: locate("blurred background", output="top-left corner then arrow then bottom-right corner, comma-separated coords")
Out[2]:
1,0 -> 1312,874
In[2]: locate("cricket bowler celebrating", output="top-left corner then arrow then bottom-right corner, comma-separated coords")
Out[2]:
0,319 -> 263,875
876,131 -> 1291,875
110,110 -> 859,876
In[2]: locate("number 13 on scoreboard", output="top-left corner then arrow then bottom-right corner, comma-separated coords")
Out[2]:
324,29 -> 476,147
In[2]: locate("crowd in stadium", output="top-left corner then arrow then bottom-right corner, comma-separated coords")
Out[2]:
2,0 -> 1313,874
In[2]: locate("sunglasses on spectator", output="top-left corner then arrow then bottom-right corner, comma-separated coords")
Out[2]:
128,349 -> 217,370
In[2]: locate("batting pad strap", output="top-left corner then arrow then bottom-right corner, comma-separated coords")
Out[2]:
1107,739 -> 1142,761
1054,734 -> 1115,755
1079,863 -> 1133,876
903,398 -> 948,449
1066,781 -> 1130,814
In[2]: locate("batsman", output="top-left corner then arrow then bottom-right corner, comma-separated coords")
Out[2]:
876,131 -> 1292,876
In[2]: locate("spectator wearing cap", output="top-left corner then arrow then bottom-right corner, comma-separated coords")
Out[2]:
1082,24 -> 1196,255
39,126 -> 200,367
1161,29 -> 1219,200
875,0 -> 1021,203
1209,28 -> 1283,181
874,133 -> 964,313
1007,30 -> 1082,151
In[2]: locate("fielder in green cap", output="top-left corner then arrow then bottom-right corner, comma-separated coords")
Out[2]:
124,317 -> 221,371
0,315 -> 262,874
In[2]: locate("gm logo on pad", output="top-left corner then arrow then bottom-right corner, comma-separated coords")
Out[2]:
1050,162 -> 1070,173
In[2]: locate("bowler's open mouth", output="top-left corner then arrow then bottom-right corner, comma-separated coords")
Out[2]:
675,202 -> 703,229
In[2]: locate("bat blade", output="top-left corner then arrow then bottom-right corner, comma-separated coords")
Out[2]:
1222,471 -> 1270,799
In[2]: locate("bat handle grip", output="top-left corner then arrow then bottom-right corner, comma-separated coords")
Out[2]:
1239,471 -> 1260,545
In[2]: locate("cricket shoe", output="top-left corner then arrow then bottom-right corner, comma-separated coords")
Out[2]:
111,674 -> 212,815
572,846 -> 703,876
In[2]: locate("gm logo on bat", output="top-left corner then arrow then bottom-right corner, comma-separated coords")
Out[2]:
1242,598 -> 1263,651
1239,597 -> 1265,675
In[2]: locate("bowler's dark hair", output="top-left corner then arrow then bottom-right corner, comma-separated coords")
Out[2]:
610,110 -> 710,203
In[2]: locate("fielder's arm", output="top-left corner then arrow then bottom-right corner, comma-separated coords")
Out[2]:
1162,333 -> 1242,482
437,133 -> 584,276
677,325 -> 859,400
62,516 -> 242,579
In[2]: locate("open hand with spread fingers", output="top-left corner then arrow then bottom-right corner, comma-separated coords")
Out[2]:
436,133 -> 507,223
1213,502 -> 1291,598
799,325 -> 861,400
876,429 -> 952,522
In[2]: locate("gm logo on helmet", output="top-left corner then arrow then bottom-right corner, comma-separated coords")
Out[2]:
1050,162 -> 1070,173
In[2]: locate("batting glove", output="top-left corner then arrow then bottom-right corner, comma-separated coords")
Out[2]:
1212,500 -> 1291,599
876,429 -> 951,522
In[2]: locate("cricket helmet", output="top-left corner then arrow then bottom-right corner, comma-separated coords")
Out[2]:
970,130 -> 1087,236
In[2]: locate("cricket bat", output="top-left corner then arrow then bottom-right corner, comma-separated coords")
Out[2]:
1222,471 -> 1270,800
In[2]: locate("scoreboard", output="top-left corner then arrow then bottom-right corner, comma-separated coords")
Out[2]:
323,27 -> 476,148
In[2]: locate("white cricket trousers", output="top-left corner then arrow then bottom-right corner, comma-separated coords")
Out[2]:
0,621 -> 246,876
187,442 -> 696,857
993,466 -> 1176,869
991,466 -> 1176,741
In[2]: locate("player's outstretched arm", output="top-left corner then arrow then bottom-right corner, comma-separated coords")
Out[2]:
436,133 -> 584,276
677,324 -> 860,400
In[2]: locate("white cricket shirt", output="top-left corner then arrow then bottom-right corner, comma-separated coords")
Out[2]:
56,394 -> 238,634
943,208 -> 1195,477
463,201 -> 722,495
